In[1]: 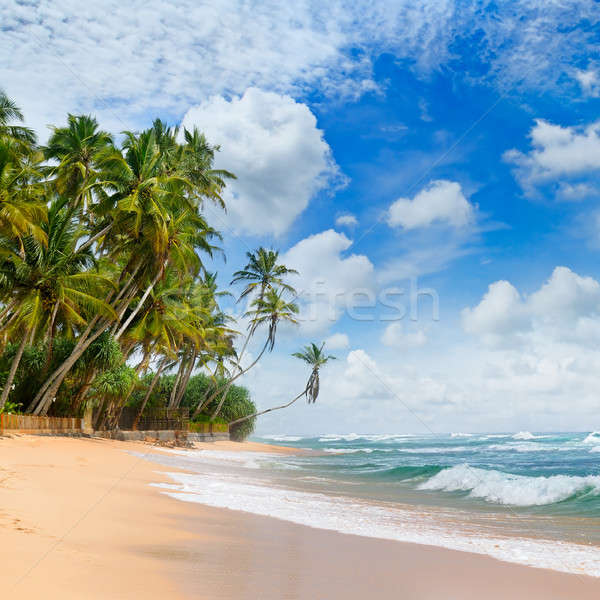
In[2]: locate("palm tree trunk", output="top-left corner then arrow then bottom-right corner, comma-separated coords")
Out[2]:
132,359 -> 166,430
228,388 -> 306,427
191,363 -> 220,419
209,337 -> 270,421
0,331 -> 28,411
27,314 -> 103,412
71,368 -> 97,415
174,349 -> 196,408
32,319 -> 112,415
168,357 -> 186,408
115,270 -> 162,340
76,222 -> 113,253
28,265 -> 144,414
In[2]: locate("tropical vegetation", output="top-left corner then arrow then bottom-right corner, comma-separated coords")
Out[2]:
0,91 -> 333,440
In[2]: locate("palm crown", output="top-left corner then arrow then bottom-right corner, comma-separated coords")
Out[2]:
231,247 -> 298,301
293,342 -> 336,404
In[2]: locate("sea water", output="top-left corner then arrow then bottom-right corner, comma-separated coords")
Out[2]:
145,431 -> 600,577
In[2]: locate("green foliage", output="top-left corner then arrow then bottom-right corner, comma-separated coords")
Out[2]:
0,399 -> 22,414
0,92 -> 311,435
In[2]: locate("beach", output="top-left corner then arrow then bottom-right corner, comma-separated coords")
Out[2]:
1,435 -> 599,599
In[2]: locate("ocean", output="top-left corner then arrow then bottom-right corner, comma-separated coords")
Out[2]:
146,431 -> 600,577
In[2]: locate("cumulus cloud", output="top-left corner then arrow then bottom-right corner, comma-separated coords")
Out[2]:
335,214 -> 358,228
324,332 -> 350,350
1,1 -> 598,138
462,267 -> 600,347
282,229 -> 374,334
181,88 -> 341,235
575,67 -> 600,97
505,120 -> 600,199
387,180 -> 474,230
381,322 -> 427,348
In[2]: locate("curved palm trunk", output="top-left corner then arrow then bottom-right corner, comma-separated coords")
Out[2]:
28,314 -> 104,413
191,363 -> 221,419
228,388 -> 307,427
132,359 -> 167,430
76,222 -> 112,253
115,270 -> 162,340
209,337 -> 270,421
71,368 -> 97,415
0,331 -> 28,411
168,357 -> 186,408
173,349 -> 196,408
32,318 -> 111,415
28,263 -> 145,414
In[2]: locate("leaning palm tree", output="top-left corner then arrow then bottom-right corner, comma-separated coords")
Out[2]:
229,247 -> 298,377
228,342 -> 335,427
209,288 -> 299,421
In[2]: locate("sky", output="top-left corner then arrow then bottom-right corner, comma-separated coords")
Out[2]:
3,1 -> 600,434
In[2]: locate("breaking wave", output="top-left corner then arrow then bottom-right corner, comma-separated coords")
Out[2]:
419,464 -> 600,507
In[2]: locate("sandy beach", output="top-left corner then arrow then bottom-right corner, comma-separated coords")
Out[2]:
1,435 -> 599,599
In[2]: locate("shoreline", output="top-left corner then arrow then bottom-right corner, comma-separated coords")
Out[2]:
1,436 -> 599,599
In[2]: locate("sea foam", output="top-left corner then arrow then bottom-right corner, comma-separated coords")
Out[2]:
419,464 -> 600,506
156,468 -> 600,577
583,431 -> 600,444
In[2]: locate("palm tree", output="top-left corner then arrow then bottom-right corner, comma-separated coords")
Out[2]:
231,247 -> 298,302
0,139 -> 46,244
228,342 -> 335,427
0,91 -> 36,147
229,247 -> 298,380
209,288 -> 299,420
292,342 -> 336,403
44,114 -> 114,210
0,198 -> 113,411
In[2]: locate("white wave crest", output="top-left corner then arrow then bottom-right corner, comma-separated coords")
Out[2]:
262,435 -> 304,442
512,431 -> 548,440
156,470 -> 600,577
318,433 -> 416,443
398,446 -> 470,454
590,446 -> 600,453
583,431 -> 600,444
418,464 -> 600,507
450,432 -> 473,438
323,448 -> 373,454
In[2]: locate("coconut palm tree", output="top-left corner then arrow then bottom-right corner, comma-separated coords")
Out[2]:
209,288 -> 299,420
231,247 -> 298,302
0,91 -> 36,147
44,114 -> 114,210
228,342 -> 335,426
0,198 -> 113,411
0,139 -> 46,244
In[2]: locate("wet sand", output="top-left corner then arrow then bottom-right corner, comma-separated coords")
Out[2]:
1,435 -> 598,599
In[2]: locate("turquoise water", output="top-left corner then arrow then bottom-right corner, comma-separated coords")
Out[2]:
147,430 -> 600,576
256,432 -> 600,519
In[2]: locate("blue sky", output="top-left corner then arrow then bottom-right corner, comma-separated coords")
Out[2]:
3,1 -> 600,434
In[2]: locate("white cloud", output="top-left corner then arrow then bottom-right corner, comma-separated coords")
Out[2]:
335,214 -> 358,228
282,229 -> 374,334
181,89 -> 340,236
387,180 -> 473,230
462,267 -> 600,347
1,1 -> 598,139
462,280 -> 530,345
324,333 -> 350,350
381,322 -> 427,348
505,120 -> 600,198
575,67 -> 600,97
